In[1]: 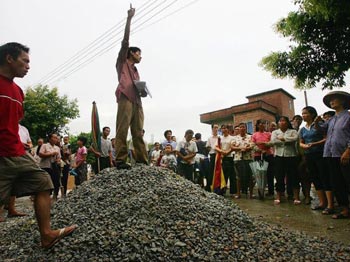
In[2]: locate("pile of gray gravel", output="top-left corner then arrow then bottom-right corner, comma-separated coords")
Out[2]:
1,165 -> 349,261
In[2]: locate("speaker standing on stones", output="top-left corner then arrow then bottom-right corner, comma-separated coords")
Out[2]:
114,5 -> 148,169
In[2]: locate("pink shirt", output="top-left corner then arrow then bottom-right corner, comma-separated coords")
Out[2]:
115,39 -> 141,105
252,131 -> 273,157
75,146 -> 87,163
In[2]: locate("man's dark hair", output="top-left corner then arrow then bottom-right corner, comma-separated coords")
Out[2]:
78,136 -> 87,146
323,110 -> 335,118
0,42 -> 29,65
47,133 -> 57,140
292,115 -> 302,121
185,129 -> 194,136
195,133 -> 201,140
102,126 -> 110,132
127,47 -> 141,59
164,130 -> 172,138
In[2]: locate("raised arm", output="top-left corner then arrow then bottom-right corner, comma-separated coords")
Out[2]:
116,6 -> 135,71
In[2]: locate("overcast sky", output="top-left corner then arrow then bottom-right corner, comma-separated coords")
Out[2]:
2,0 -> 348,143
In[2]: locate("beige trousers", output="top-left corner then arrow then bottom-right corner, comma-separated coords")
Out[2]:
115,95 -> 148,164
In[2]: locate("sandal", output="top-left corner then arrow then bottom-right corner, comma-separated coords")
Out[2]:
274,199 -> 280,205
332,213 -> 350,220
293,200 -> 301,205
41,225 -> 78,250
311,205 -> 325,211
322,208 -> 335,215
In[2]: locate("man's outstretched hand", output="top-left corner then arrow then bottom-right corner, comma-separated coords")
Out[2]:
128,4 -> 135,18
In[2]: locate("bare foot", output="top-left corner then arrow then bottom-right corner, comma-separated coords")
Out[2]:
0,217 -> 6,222
7,210 -> 27,217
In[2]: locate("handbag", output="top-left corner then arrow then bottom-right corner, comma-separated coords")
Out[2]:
127,64 -> 152,98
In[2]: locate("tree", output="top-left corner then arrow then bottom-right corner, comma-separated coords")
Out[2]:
22,85 -> 79,142
261,0 -> 350,90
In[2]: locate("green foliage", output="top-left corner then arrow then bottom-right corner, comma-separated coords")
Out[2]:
261,0 -> 350,90
22,85 -> 79,141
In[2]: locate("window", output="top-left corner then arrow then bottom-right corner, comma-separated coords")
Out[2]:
246,121 -> 253,134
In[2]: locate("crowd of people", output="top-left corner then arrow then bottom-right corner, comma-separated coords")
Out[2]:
1,6 -> 349,253
141,93 -> 350,221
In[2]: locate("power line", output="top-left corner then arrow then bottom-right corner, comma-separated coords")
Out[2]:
36,0 -> 161,85
42,0 -> 198,85
133,0 -> 199,34
44,0 -> 180,85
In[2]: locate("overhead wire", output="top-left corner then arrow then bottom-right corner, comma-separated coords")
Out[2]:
45,0 -> 180,85
36,0 -> 161,85
132,0 -> 199,34
40,0 -> 198,85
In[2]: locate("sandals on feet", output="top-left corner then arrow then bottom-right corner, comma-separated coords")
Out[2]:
332,213 -> 350,219
293,200 -> 301,205
322,208 -> 335,215
311,205 -> 325,211
274,199 -> 280,205
41,225 -> 78,250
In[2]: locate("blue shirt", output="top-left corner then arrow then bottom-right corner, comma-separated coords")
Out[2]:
299,125 -> 324,154
320,110 -> 350,157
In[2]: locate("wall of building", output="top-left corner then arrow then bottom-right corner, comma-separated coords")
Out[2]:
247,91 -> 295,119
234,110 -> 276,133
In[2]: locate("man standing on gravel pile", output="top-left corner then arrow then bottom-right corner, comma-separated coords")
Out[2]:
0,42 -> 77,249
114,5 -> 149,169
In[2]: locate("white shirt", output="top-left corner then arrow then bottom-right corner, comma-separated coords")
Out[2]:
206,135 -> 219,154
101,137 -> 112,157
176,139 -> 198,164
18,124 -> 31,144
271,129 -> 298,157
151,149 -> 161,163
39,143 -> 61,169
220,135 -> 234,157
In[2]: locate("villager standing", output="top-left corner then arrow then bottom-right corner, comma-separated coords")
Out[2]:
270,116 -> 300,205
114,6 -> 148,169
315,91 -> 350,219
90,126 -> 114,172
39,133 -> 62,201
0,42 -> 76,247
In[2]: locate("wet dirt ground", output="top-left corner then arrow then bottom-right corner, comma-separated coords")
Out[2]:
229,193 -> 350,246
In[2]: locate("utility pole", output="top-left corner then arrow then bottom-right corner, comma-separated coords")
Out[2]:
304,88 -> 308,107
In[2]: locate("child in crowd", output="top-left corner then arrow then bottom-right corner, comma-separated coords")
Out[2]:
72,136 -> 88,187
160,144 -> 177,172
150,142 -> 161,166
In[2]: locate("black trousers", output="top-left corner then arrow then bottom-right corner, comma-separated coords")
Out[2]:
326,157 -> 350,207
61,164 -> 70,196
178,162 -> 194,182
222,157 -> 236,194
305,153 -> 330,191
274,156 -> 298,193
206,154 -> 216,192
43,164 -> 60,196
